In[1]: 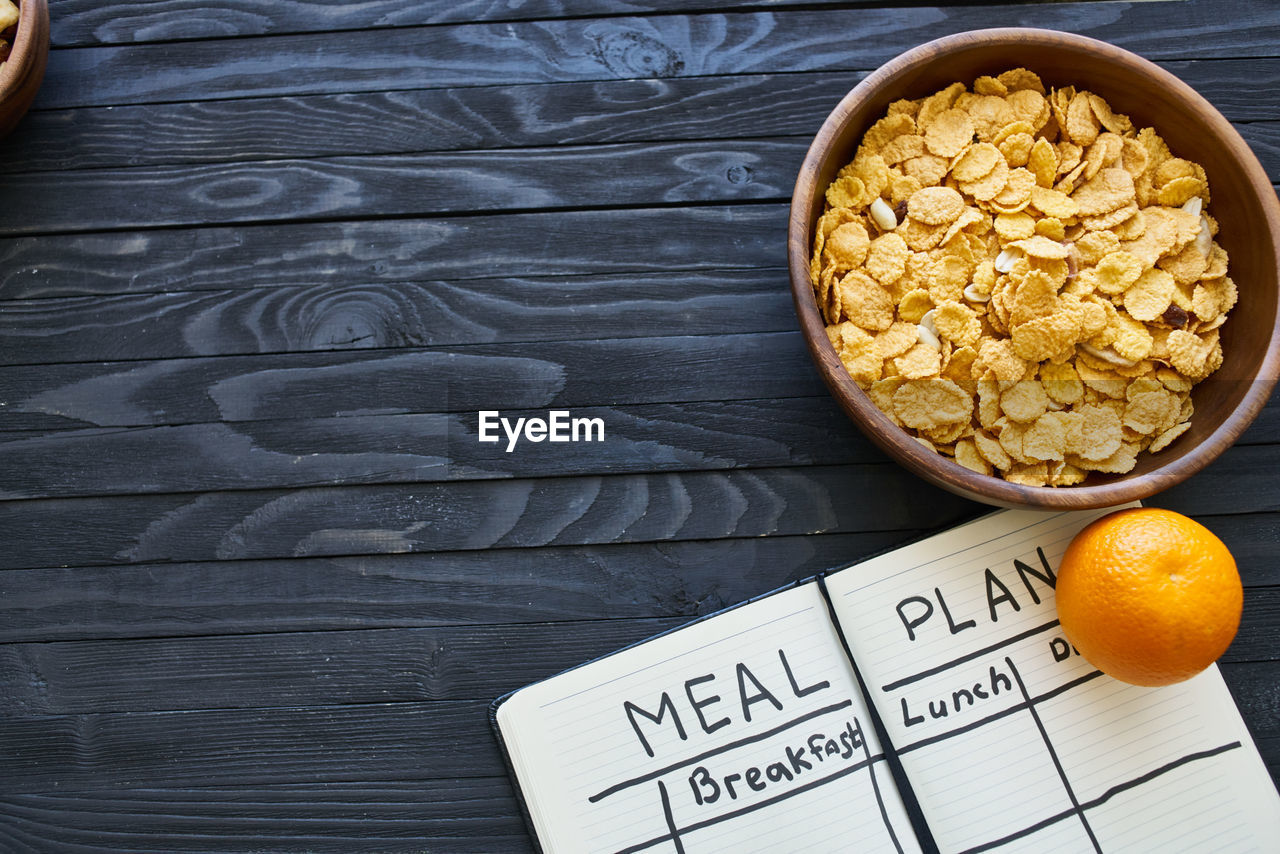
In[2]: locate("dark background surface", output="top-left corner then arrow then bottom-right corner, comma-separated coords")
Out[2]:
1,0 -> 1278,850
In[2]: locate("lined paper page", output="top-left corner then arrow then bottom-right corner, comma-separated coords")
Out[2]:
824,508 -> 1280,854
498,584 -> 921,854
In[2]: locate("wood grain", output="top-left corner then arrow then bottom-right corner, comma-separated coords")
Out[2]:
0,699 -> 508,792
0,531 -> 924,643
2,515 -> 1274,644
0,139 -> 805,234
0,397 -> 888,498
10,263 -> 1280,385
2,394 -> 1277,499
0,203 -> 785,300
48,0 -> 870,46
0,619 -> 688,714
35,0 -> 1280,109
0,779 -> 531,854
5,72 -> 859,172
0,664 -> 1272,793
1238,121 -> 1280,177
0,332 -> 827,430
0,270 -> 795,361
7,62 -> 1274,173
1148,444 -> 1280,516
0,463 -> 983,569
0,442 -> 1275,572
3,596 -> 1277,715
44,0 -> 1153,48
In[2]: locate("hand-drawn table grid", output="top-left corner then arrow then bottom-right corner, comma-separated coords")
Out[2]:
537,604 -> 908,854
882,624 -> 1244,854
592,711 -> 901,854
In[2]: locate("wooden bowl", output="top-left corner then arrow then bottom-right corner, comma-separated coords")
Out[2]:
788,28 -> 1280,510
0,0 -> 47,138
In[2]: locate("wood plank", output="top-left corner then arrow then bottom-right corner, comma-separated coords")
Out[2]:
0,779 -> 531,854
1204,512 -> 1280,588
1237,121 -> 1280,178
4,509 -> 1276,646
0,204 -> 785,301
48,0 -> 872,47
0,619 -> 685,714
0,270 -> 795,362
1,442 -> 1277,572
1,510 -> 1274,644
1238,586 -> 1280,662
0,463 -> 983,570
3,192 -> 1275,304
1260,736 -> 1280,782
1162,59 -> 1280,123
3,588 -> 1276,715
7,256 -> 1276,369
8,62 -> 1276,173
0,138 -> 806,235
0,109 -> 1270,239
0,397 -> 888,499
0,531 -> 929,643
6,326 -> 1278,438
0,332 -> 827,430
7,182 -> 1272,304
1150,445 -> 1280,517
1243,395 -> 1280,446
1222,661 -> 1280,743
3,392 -> 1278,499
5,72 -> 848,172
0,699 -> 506,792
0,661 -> 1273,794
35,1 -> 1280,109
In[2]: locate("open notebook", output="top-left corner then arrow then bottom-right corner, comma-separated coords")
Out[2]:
491,508 -> 1280,853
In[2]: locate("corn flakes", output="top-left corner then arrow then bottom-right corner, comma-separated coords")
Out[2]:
908,186 -> 966,225
893,378 -> 972,428
954,437 -> 992,473
812,69 -> 1231,484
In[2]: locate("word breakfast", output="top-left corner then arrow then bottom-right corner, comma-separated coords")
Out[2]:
688,718 -> 866,806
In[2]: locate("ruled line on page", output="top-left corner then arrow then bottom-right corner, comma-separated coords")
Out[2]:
880,619 -> 1062,692
840,513 -> 1093,598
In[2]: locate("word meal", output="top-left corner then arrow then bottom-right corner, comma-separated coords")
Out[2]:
811,68 -> 1234,486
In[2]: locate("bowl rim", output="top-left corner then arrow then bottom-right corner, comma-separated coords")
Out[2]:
788,26 -> 1280,510
0,0 -> 48,99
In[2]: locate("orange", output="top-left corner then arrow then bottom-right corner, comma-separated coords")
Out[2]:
1056,508 -> 1242,687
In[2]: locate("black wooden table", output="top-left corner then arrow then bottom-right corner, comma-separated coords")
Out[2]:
0,0 -> 1277,850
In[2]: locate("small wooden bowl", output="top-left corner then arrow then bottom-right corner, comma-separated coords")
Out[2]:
0,0 -> 47,138
789,28 -> 1280,510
